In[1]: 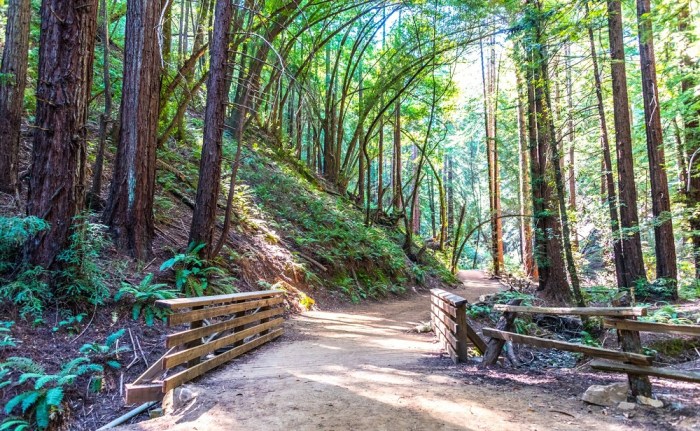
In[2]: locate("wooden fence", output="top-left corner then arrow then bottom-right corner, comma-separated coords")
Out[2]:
430,289 -> 486,363
125,290 -> 285,404
482,304 -> 700,396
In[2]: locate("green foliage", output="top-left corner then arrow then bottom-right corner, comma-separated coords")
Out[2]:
115,274 -> 178,325
0,321 -> 17,349
55,215 -> 110,305
641,305 -> 694,325
492,291 -> 536,306
632,278 -> 676,302
160,243 -> 225,297
0,266 -> 51,319
575,330 -> 601,347
52,312 -> 86,335
0,217 -> 49,272
0,418 -> 32,431
1,356 -> 103,430
79,330 -> 129,371
466,304 -> 491,319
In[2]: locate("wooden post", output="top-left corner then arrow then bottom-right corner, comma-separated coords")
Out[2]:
454,303 -> 470,361
616,317 -> 652,397
480,299 -> 523,367
185,306 -> 204,367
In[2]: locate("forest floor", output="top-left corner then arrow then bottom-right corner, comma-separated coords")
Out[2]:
117,270 -> 698,431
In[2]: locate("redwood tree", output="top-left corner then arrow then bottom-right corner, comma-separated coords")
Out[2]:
26,0 -> 99,268
636,0 -> 678,296
189,0 -> 235,257
0,0 -> 31,194
607,0 -> 647,290
105,0 -> 163,260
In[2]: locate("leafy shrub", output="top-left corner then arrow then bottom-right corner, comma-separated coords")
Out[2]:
641,305 -> 694,325
115,274 -> 178,325
1,356 -> 103,430
0,217 -> 49,272
55,215 -> 110,306
466,304 -> 491,319
160,243 -> 225,297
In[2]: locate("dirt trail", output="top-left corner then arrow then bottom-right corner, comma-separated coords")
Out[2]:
122,271 -> 637,431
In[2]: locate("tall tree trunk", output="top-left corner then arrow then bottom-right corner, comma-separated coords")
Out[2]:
26,0 -> 99,268
607,0 -> 647,289
678,1 -> 700,278
516,66 -> 537,280
105,0 -> 163,260
587,5 -> 626,289
89,0 -> 113,206
636,0 -> 678,296
0,0 -> 31,194
523,0 -> 571,304
481,37 -> 504,275
189,0 -> 234,257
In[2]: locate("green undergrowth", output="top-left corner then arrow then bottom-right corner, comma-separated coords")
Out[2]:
236,145 -> 453,302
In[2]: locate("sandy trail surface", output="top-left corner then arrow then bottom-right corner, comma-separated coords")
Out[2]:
121,271 -> 638,431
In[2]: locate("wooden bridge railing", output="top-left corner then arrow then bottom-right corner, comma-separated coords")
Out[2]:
430,289 -> 486,363
482,305 -> 700,396
125,290 -> 285,404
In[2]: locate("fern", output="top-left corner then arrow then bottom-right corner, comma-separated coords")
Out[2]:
79,330 -> 128,370
160,243 -> 224,297
2,355 -> 103,430
115,274 -> 178,325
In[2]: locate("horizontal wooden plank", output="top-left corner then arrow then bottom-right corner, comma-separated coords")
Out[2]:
431,304 -> 458,333
157,290 -> 284,310
168,296 -> 284,326
433,317 -> 459,350
493,305 -> 647,317
166,308 -> 284,348
125,382 -> 164,404
590,360 -> 700,383
604,319 -> 700,337
431,288 -> 468,307
482,328 -> 653,366
431,295 -> 460,318
163,328 -> 284,393
163,318 -> 283,369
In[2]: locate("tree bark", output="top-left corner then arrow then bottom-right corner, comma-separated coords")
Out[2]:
105,0 -> 163,260
678,2 -> 700,278
26,0 -> 99,268
189,0 -> 234,258
0,0 -> 31,194
516,66 -> 537,280
523,0 -> 571,304
636,0 -> 678,296
587,5 -> 626,289
607,0 -> 648,289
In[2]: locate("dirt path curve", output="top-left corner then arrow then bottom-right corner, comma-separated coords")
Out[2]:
122,271 -> 635,431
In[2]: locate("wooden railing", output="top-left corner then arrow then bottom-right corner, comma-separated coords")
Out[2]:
125,290 -> 285,404
430,289 -> 486,364
482,305 -> 700,396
